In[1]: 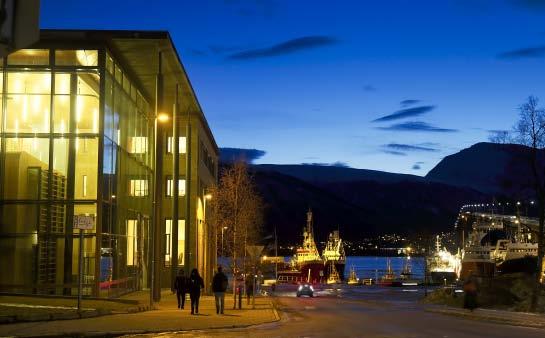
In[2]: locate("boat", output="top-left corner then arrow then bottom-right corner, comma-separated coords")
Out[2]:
323,230 -> 346,281
277,209 -> 326,284
378,259 -> 401,287
492,226 -> 538,274
347,266 -> 359,285
460,220 -> 503,279
399,256 -> 420,286
326,263 -> 341,284
426,235 -> 461,285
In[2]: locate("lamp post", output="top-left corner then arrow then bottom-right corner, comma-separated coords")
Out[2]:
221,226 -> 228,257
150,111 -> 169,308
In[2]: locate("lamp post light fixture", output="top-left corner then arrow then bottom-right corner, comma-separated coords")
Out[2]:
221,226 -> 228,257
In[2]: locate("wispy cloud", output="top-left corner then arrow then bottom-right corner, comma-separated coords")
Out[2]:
412,163 -> 422,170
363,84 -> 377,92
301,161 -> 350,168
509,0 -> 545,11
382,150 -> 407,156
400,99 -> 420,107
384,143 -> 439,152
220,147 -> 266,163
378,121 -> 458,133
498,45 -> 545,59
372,106 -> 435,122
227,36 -> 338,60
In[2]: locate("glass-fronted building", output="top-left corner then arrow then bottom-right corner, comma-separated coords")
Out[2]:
0,30 -> 219,298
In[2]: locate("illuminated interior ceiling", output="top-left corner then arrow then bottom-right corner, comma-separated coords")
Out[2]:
109,35 -> 218,151
38,30 -> 218,153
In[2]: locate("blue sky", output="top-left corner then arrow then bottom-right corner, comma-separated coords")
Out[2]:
41,0 -> 545,174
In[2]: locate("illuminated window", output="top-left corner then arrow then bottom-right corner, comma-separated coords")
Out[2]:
55,50 -> 98,67
129,179 -> 148,196
166,178 -> 185,197
83,175 -> 88,197
127,219 -> 137,266
129,137 -> 148,154
165,219 -> 185,266
8,49 -> 49,65
166,136 -> 186,154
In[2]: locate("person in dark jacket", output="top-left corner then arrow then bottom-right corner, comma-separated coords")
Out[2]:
172,269 -> 188,309
212,266 -> 228,314
463,275 -> 478,311
188,268 -> 204,314
245,276 -> 254,305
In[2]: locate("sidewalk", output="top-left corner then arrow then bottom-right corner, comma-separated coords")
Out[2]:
425,305 -> 545,329
0,291 -> 279,337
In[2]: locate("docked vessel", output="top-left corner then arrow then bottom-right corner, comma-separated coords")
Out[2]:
460,220 -> 503,279
492,226 -> 538,274
323,230 -> 346,281
278,210 -> 326,284
326,263 -> 342,284
277,209 -> 347,284
378,259 -> 401,287
399,256 -> 420,286
426,235 -> 461,285
347,266 -> 359,285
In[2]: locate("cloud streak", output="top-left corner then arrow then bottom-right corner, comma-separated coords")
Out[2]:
372,106 -> 435,122
227,36 -> 338,60
220,147 -> 266,163
384,143 -> 439,152
301,161 -> 350,168
400,99 -> 420,107
378,121 -> 458,133
498,45 -> 545,59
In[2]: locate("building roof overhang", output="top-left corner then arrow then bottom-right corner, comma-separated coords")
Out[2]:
35,29 -> 219,155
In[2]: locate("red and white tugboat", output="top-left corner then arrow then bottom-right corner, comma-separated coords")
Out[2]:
278,210 -> 326,284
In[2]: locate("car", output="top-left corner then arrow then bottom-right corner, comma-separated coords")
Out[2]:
296,284 -> 314,297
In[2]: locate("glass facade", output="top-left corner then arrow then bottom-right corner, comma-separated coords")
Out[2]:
0,48 -> 154,296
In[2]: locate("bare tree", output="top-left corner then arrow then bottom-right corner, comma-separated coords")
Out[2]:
209,161 -> 263,308
513,96 -> 545,310
488,130 -> 511,144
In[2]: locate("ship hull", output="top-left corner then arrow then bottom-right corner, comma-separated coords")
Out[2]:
460,261 -> 495,279
429,271 -> 458,285
497,255 -> 538,275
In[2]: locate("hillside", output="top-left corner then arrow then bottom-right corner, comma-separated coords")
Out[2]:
426,142 -> 544,196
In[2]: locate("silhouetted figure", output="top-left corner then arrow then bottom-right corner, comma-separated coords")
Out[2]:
212,266 -> 228,314
188,268 -> 204,314
172,269 -> 188,309
245,276 -> 254,305
463,276 -> 478,311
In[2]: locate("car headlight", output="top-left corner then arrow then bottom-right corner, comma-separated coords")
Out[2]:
310,285 -> 314,291
298,285 -> 303,291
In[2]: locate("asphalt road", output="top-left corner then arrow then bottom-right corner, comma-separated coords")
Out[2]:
128,288 -> 545,338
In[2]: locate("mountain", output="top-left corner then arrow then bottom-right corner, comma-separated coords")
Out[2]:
222,142 -> 542,245
426,142 -> 543,197
255,164 -> 423,184
249,164 -> 486,245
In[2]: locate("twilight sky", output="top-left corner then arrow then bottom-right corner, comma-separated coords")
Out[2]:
41,0 -> 545,175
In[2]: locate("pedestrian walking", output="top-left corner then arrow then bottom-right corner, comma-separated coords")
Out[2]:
463,275 -> 478,311
172,269 -> 188,309
188,268 -> 204,315
212,266 -> 228,314
245,275 -> 254,305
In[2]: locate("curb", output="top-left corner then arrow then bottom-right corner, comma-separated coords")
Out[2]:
425,307 -> 545,329
0,305 -> 153,325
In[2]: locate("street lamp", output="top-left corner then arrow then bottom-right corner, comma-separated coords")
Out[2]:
150,110 -> 170,308
221,226 -> 228,257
